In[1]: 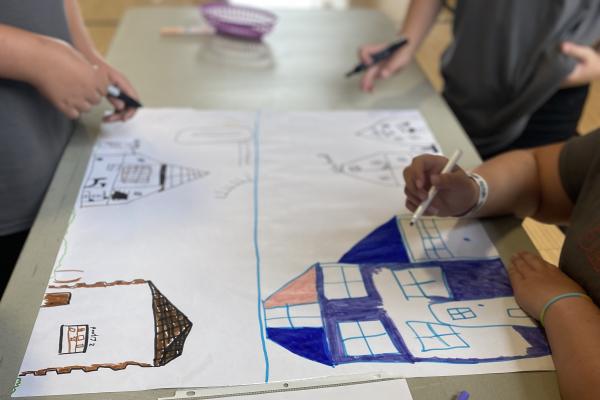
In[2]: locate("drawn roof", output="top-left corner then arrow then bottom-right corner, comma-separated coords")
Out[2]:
264,265 -> 317,308
149,281 -> 193,366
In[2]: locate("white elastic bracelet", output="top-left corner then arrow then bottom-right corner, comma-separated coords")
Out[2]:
460,172 -> 489,218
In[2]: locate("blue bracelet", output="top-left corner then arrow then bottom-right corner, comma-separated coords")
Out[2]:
539,292 -> 592,327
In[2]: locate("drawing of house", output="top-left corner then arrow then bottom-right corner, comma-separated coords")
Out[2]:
80,139 -> 208,207
263,217 -> 550,366
355,115 -> 435,147
19,279 -> 192,376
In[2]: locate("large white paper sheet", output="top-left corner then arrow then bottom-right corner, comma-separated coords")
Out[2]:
13,109 -> 553,397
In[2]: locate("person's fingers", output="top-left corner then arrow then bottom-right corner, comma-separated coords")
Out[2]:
404,185 -> 426,204
507,263 -> 524,287
562,41 -> 595,62
87,91 -> 102,105
358,46 -> 374,65
519,252 -> 546,271
358,44 -> 386,65
380,52 -> 407,78
78,100 -> 93,113
508,256 -> 526,280
108,97 -> 126,112
406,198 -> 419,212
66,107 -> 80,120
403,167 -> 428,201
510,253 -> 530,275
122,107 -> 137,121
361,64 -> 381,92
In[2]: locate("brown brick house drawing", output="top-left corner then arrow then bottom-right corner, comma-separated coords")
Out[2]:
19,279 -> 192,376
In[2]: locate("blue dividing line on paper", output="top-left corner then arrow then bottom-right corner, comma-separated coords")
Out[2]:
252,111 -> 270,382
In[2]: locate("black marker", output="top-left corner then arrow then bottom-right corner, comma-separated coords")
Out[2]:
345,37 -> 409,78
107,84 -> 142,109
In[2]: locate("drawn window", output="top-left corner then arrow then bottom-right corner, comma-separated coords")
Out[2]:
42,292 -> 71,308
120,164 -> 152,184
264,303 -> 322,328
391,267 -> 451,300
447,307 -> 476,320
415,219 -> 453,259
338,320 -> 398,356
322,264 -> 367,300
507,307 -> 528,318
406,321 -> 468,352
59,324 -> 89,355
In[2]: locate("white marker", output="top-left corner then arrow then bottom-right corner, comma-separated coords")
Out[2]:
409,149 -> 463,226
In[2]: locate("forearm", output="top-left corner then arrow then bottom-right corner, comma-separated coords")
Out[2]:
471,149 -> 540,218
0,24 -> 52,84
63,0 -> 101,63
399,0 -> 443,54
544,297 -> 600,400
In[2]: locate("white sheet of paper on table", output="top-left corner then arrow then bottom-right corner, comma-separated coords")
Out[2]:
13,109 -> 553,398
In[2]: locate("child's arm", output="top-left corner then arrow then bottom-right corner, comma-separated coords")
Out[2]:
403,142 -> 574,224
0,23 -> 109,119
358,0 -> 443,92
63,0 -> 139,122
509,252 -> 600,400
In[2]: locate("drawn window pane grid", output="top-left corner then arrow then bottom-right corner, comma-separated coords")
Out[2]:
59,324 -> 88,355
120,164 -> 152,184
391,267 -> 451,300
339,320 -> 398,356
415,220 -> 454,259
447,307 -> 476,320
264,303 -> 322,328
322,264 -> 367,300
406,321 -> 469,352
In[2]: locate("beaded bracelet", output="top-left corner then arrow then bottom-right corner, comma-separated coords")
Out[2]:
539,292 -> 592,327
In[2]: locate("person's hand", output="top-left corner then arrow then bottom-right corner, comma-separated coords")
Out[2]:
508,251 -> 586,319
402,154 -> 478,216
560,41 -> 600,88
358,41 -> 415,92
91,58 -> 140,122
32,38 -> 109,119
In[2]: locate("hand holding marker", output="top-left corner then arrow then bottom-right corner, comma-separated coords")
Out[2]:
107,84 -> 142,109
409,149 -> 463,226
346,37 -> 409,77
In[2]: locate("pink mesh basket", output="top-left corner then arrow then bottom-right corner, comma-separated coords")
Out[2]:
200,2 -> 277,41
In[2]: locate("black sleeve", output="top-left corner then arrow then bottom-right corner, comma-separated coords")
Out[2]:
559,129 -> 600,203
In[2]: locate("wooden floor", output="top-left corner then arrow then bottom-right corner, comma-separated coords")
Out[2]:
82,0 -> 600,265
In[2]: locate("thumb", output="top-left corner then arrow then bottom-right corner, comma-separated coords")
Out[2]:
562,41 -> 594,62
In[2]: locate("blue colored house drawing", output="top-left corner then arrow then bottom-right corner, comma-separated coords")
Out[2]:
263,217 -> 550,366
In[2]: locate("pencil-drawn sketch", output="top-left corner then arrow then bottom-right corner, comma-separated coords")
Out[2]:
356,116 -> 435,147
175,125 -> 252,167
263,216 -> 549,366
80,139 -> 208,207
20,279 -> 192,376
319,152 -> 427,187
215,174 -> 253,199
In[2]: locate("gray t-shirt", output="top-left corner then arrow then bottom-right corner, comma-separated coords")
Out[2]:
559,130 -> 600,304
442,0 -> 600,157
0,0 -> 74,235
